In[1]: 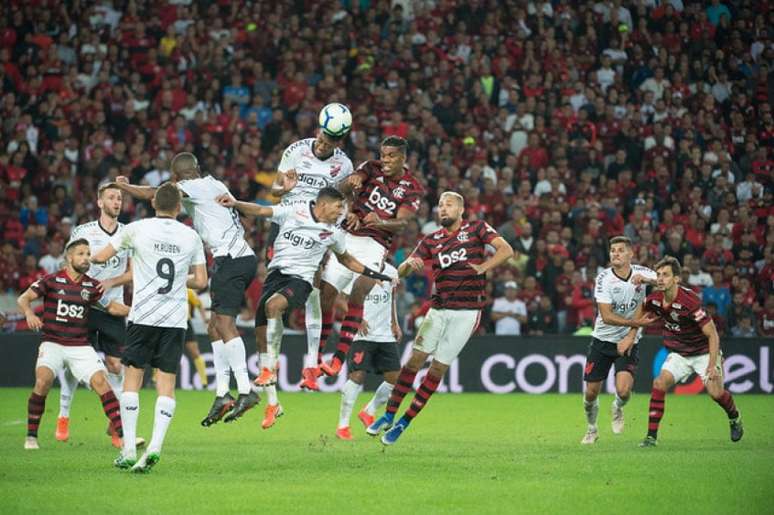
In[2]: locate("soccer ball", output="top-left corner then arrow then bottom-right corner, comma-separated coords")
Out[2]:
318,103 -> 352,138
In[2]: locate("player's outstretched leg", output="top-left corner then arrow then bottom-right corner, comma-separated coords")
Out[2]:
367,366 -> 419,436
359,380 -> 394,429
611,369 -> 634,435
705,367 -> 743,442
581,381 -> 601,444
640,372 -> 673,447
337,374 -> 363,440
382,371 -> 441,446
301,287 -> 323,390
201,392 -> 236,427
26,365 -> 56,450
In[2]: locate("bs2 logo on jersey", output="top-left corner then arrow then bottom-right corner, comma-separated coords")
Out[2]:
56,299 -> 85,321
367,189 -> 397,214
439,249 -> 467,269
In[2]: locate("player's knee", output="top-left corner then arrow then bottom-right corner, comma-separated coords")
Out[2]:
653,377 -> 667,391
428,362 -> 447,378
90,373 -> 109,391
615,388 -> 630,400
34,376 -> 52,394
265,300 -> 286,319
207,318 -> 219,340
349,371 -> 365,384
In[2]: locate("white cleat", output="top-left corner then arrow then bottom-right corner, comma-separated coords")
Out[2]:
581,429 -> 599,445
24,436 -> 40,450
611,402 -> 624,434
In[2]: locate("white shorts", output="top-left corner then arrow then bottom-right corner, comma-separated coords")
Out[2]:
661,351 -> 723,384
413,308 -> 481,365
36,341 -> 106,385
321,233 -> 387,295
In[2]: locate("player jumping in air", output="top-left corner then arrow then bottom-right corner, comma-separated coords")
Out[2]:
639,256 -> 743,447
335,262 -> 402,440
581,236 -> 656,444
93,183 -> 208,472
217,187 -> 393,429
368,192 -> 513,445
18,239 -> 128,450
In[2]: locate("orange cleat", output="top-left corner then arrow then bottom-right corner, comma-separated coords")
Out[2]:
299,367 -> 321,391
320,357 -> 342,377
254,367 -> 276,387
55,416 -> 70,442
357,410 -> 375,429
110,426 -> 122,449
336,426 -> 353,440
261,404 -> 284,430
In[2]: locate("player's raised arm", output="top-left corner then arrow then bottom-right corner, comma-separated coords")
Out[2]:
90,243 -> 118,265
105,301 -> 130,317
469,236 -> 514,275
362,206 -> 416,234
114,176 -> 157,200
215,194 -> 275,217
333,250 -> 393,282
17,286 -> 42,331
271,169 -> 298,197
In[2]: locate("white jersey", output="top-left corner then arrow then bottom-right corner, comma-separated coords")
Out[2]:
268,201 -> 346,285
109,217 -> 206,329
177,175 -> 254,258
278,138 -> 353,205
70,220 -> 129,311
354,264 -> 397,343
591,264 -> 657,344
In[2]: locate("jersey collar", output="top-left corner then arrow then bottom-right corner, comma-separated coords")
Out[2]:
98,219 -> 119,236
612,267 -> 632,282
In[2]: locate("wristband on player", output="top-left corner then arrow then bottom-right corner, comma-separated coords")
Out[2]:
362,266 -> 392,282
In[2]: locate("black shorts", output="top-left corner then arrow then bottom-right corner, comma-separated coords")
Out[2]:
211,254 -> 258,317
348,340 -> 401,375
185,321 -> 195,342
266,222 -> 280,261
88,309 -> 126,358
123,323 -> 186,374
255,270 -> 312,327
583,337 -> 639,382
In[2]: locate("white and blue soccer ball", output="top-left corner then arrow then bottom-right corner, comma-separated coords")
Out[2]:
318,102 -> 352,138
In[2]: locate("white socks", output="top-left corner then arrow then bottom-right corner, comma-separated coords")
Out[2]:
224,337 -> 250,395
338,380 -> 363,429
265,384 -> 278,406
120,391 -> 140,459
584,398 -> 599,431
267,318 -> 283,366
614,393 -> 629,409
365,381 -> 394,415
58,369 -> 79,418
211,340 -> 230,397
305,288 -> 322,368
148,396 -> 176,454
107,370 -> 124,397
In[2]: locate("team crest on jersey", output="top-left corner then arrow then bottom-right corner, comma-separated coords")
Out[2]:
457,232 -> 469,242
81,289 -> 91,301
393,187 -> 406,199
329,164 -> 341,177
319,231 -> 333,240
670,311 -> 680,321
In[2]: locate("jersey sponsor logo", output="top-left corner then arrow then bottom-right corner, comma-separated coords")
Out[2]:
297,173 -> 330,189
439,248 -> 468,269
282,230 -> 318,250
56,299 -> 86,320
612,299 -> 638,313
364,291 -> 390,304
367,188 -> 397,214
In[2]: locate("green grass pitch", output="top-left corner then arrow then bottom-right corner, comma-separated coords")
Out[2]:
1,388 -> 772,514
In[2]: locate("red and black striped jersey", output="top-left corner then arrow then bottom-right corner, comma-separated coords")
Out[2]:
349,160 -> 424,249
643,287 -> 712,356
30,270 -> 103,347
411,220 -> 499,310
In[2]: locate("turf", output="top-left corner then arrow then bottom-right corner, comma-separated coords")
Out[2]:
1,388 -> 771,514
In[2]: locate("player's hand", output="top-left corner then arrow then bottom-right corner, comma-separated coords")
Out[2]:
392,322 -> 403,341
216,193 -> 236,207
404,256 -> 424,273
705,364 -> 720,382
363,212 -> 383,228
358,319 -> 370,337
631,274 -> 650,286
26,313 -> 43,332
617,338 -> 634,356
632,312 -> 658,327
282,169 -> 298,192
115,176 -> 129,186
345,212 -> 361,231
469,263 -> 487,275
347,174 -> 364,190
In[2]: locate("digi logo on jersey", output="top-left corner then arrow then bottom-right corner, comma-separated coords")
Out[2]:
282,230 -> 318,249
612,299 -> 638,314
101,255 -> 121,269
364,291 -> 390,304
367,189 -> 397,214
297,174 -> 330,189
56,299 -> 86,320
439,248 -> 467,269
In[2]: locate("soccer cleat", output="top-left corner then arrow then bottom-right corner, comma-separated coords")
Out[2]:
366,413 -> 394,436
381,419 -> 408,446
261,404 -> 284,429
254,367 -> 277,387
299,367 -> 321,391
130,451 -> 160,473
201,393 -> 236,427
321,357 -> 343,377
639,436 -> 658,448
336,426 -> 353,440
113,453 -> 137,469
358,409 -> 375,429
24,436 -> 39,450
580,429 -> 599,445
729,416 -> 744,442
611,402 -> 624,434
55,416 -> 70,442
223,391 -> 260,423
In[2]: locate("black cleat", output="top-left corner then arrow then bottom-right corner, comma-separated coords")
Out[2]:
223,391 -> 260,423
201,393 -> 236,427
730,416 -> 744,442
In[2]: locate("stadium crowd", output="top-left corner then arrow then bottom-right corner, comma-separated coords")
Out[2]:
0,0 -> 771,336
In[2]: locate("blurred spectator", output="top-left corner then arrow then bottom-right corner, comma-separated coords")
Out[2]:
491,281 -> 527,336
528,296 -> 558,336
38,239 -> 64,274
